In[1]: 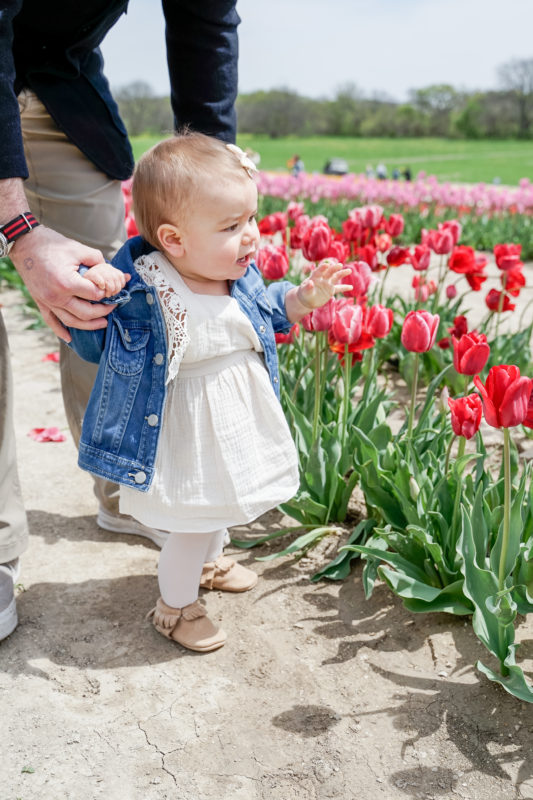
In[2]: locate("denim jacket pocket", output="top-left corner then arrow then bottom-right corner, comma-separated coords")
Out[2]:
109,318 -> 151,376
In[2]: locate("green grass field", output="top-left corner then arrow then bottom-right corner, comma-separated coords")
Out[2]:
130,134 -> 533,186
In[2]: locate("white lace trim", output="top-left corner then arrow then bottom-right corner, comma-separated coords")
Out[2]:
133,252 -> 190,384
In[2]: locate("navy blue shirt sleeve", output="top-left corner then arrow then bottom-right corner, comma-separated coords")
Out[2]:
163,0 -> 240,143
0,0 -> 28,178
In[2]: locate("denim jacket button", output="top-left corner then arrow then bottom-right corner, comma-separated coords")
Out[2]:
147,414 -> 158,426
146,293 -> 154,305
154,353 -> 164,365
134,470 -> 147,484
273,376 -> 279,383
259,324 -> 266,334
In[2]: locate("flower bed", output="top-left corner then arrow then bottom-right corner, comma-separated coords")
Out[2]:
256,172 -> 533,260
239,197 -> 533,704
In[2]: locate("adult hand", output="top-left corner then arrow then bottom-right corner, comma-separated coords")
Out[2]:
10,226 -> 115,342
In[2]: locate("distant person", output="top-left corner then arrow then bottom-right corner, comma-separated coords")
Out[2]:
392,167 -> 400,180
290,154 -> 304,177
65,133 -> 352,651
376,163 -> 387,180
402,166 -> 412,181
365,164 -> 375,179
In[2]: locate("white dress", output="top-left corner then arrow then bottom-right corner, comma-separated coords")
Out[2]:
119,251 -> 299,533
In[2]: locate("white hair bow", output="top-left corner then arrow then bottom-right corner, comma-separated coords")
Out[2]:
226,143 -> 257,178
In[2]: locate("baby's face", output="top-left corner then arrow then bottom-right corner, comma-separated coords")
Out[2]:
173,177 -> 260,290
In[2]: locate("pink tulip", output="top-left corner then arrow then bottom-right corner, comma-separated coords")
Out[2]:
401,310 -> 440,352
330,303 -> 363,344
366,305 -> 393,338
410,245 -> 431,271
342,261 -> 372,298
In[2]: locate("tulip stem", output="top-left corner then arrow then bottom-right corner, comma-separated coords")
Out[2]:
407,352 -> 419,439
450,436 -> 466,556
498,428 -> 512,594
498,426 -> 512,676
378,265 -> 390,304
341,344 -> 351,450
312,333 -> 322,443
444,435 -> 454,475
494,272 -> 507,341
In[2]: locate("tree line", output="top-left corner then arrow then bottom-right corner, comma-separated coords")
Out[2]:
115,57 -> 533,139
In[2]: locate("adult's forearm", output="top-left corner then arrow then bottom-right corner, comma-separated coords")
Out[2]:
0,177 -> 30,223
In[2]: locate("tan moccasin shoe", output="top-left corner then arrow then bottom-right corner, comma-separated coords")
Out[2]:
200,555 -> 258,592
147,597 -> 226,652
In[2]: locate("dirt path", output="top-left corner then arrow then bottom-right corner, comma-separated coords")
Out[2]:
2,266 -> 533,800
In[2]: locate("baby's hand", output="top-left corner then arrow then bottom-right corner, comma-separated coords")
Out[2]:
296,259 -> 352,310
81,263 -> 130,298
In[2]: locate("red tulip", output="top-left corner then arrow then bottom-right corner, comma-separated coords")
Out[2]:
448,315 -> 468,339
302,297 -> 337,331
328,239 -> 349,263
342,216 -> 364,243
523,388 -> 533,429
485,289 -> 515,312
290,214 -> 310,250
387,246 -> 411,267
342,261 -> 372,298
366,304 -> 393,338
275,323 -> 300,344
452,331 -> 490,375
357,244 -> 378,271
410,245 -> 431,271
465,262 -> 487,291
440,219 -> 462,245
258,212 -> 287,235
256,245 -> 289,280
412,275 -> 437,302
474,365 -> 533,428
438,337 -> 451,349
385,214 -> 404,238
448,246 -> 476,274
504,267 -> 525,297
446,285 -> 458,299
376,232 -> 392,253
330,302 -> 363,344
401,310 -> 440,352
302,222 -> 331,262
362,205 -> 383,230
494,243 -> 522,271
427,229 -> 454,255
287,201 -> 304,221
126,215 -> 138,238
448,394 -> 483,439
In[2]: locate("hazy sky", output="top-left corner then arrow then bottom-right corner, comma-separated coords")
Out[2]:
101,0 -> 533,101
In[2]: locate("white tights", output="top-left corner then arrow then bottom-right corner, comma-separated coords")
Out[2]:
158,528 -> 226,609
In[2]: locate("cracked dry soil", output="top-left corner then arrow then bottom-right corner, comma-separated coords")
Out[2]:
2,275 -> 533,800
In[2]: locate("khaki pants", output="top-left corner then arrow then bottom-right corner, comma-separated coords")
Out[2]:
0,90 -> 127,560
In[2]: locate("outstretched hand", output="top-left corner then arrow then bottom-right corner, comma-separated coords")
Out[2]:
296,259 -> 352,310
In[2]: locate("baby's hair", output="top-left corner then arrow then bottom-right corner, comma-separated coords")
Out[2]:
132,130 -> 253,248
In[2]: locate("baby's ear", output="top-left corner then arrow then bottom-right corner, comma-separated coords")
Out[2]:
157,223 -> 184,257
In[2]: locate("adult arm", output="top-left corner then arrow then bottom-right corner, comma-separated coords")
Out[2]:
2,179 -> 115,342
0,4 -> 117,340
163,0 -> 240,143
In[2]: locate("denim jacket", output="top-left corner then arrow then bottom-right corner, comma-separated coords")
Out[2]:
68,236 -> 294,492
